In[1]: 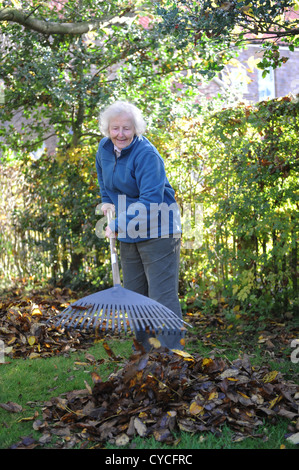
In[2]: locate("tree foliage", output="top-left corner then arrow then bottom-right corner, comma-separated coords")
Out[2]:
0,1 -> 298,319
149,96 -> 299,316
0,0 -> 204,281
0,0 -> 204,155
0,0 -> 144,35
157,0 -> 299,71
1,96 -> 298,317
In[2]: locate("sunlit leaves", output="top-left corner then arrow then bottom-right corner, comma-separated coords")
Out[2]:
153,96 -> 298,315
157,0 -> 299,71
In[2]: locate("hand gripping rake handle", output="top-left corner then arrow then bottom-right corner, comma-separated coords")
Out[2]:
107,208 -> 121,286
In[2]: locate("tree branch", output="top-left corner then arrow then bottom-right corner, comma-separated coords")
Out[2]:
0,7 -> 135,35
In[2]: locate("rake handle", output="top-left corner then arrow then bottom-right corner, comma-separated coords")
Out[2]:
107,208 -> 121,286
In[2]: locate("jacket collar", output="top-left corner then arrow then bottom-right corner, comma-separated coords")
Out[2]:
103,135 -> 140,156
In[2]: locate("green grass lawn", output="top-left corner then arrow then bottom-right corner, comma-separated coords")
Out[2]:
0,339 -> 131,448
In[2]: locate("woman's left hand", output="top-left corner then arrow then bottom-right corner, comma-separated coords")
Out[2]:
105,225 -> 115,238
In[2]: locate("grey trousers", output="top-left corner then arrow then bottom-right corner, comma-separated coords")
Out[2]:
119,236 -> 184,351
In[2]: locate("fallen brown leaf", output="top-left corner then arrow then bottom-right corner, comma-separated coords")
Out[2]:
0,401 -> 22,413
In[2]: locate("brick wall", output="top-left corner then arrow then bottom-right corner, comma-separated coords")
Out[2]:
197,45 -> 299,104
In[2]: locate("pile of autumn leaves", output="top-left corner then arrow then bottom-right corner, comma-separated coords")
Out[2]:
1,288 -> 299,448
33,342 -> 297,448
0,287 -> 95,358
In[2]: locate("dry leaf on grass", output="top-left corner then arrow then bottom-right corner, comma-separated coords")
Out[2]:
0,401 -> 23,413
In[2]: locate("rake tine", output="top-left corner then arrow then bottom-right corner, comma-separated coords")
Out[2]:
98,303 -> 112,332
72,305 -> 93,329
138,305 -> 161,335
58,302 -> 91,330
123,305 -> 128,334
105,303 -> 115,332
94,304 -> 105,331
139,305 -> 169,334
96,303 -> 109,331
160,308 -> 181,332
117,305 -> 125,332
88,303 -> 102,330
97,304 -> 109,330
65,311 -> 82,328
61,308 -> 83,329
53,308 -> 71,328
163,307 -> 186,331
137,305 -> 151,331
115,305 -> 120,332
122,306 -> 128,334
135,305 -> 150,333
150,306 -> 174,334
131,307 -> 142,333
84,303 -> 100,330
149,304 -> 183,333
128,305 -> 137,333
68,311 -> 88,329
129,305 -> 140,332
109,303 -> 117,332
70,305 -> 94,329
128,305 -> 140,334
126,305 -> 138,333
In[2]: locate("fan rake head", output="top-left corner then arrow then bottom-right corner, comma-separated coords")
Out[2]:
49,285 -> 188,337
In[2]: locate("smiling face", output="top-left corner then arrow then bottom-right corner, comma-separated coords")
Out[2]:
108,113 -> 135,150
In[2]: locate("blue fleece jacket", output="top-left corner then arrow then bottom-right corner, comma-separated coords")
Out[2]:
95,135 -> 181,243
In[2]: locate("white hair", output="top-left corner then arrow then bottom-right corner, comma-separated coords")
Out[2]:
99,101 -> 147,137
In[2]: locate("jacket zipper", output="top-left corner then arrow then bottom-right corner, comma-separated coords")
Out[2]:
113,154 -> 117,171
112,151 -> 120,189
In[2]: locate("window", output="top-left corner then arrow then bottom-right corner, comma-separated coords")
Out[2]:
0,80 -> 4,104
258,68 -> 275,100
229,67 -> 249,95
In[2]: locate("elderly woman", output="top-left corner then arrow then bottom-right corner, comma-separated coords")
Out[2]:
95,101 -> 183,351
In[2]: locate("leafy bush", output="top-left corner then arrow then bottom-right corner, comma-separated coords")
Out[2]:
1,97 -> 298,318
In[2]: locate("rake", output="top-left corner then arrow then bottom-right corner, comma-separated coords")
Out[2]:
50,210 -> 189,337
